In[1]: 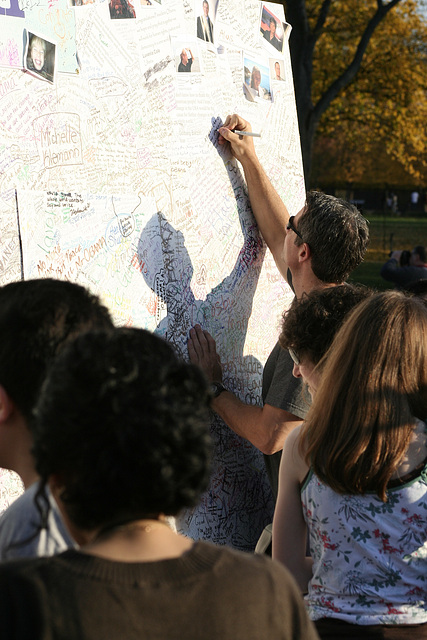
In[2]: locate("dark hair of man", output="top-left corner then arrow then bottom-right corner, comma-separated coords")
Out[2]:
296,191 -> 369,284
414,245 -> 426,263
0,279 -> 113,425
269,16 -> 276,27
33,328 -> 212,531
279,284 -> 372,366
300,290 -> 427,501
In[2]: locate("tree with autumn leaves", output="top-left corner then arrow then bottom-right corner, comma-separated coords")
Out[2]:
283,0 -> 427,189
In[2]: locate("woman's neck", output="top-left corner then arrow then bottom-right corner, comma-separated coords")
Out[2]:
81,517 -> 193,563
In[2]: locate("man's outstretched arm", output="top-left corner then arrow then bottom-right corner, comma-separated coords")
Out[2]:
218,114 -> 291,279
188,325 -> 302,454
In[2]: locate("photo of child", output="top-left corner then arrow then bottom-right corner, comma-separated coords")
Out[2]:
25,32 -> 55,83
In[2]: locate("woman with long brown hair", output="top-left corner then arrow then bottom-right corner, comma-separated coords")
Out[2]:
273,290 -> 427,638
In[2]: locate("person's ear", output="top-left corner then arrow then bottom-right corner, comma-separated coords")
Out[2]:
298,242 -> 311,263
0,385 -> 15,423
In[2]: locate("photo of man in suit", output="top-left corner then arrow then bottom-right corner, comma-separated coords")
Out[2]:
197,0 -> 214,43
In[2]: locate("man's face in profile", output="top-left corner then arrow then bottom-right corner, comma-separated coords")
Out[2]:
181,50 -> 188,65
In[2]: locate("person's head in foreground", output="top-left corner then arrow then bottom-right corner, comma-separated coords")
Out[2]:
0,327 -> 320,639
34,327 -> 212,535
279,284 -> 372,398
301,289 -> 427,502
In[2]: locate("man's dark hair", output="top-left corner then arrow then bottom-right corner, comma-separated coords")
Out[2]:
414,245 -> 426,263
279,284 -> 372,365
296,191 -> 369,284
269,16 -> 276,26
33,328 -> 212,530
0,279 -> 113,425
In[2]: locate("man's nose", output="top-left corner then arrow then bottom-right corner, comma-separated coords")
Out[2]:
292,363 -> 301,379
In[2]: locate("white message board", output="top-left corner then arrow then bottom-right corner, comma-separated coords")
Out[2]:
0,0 -> 304,551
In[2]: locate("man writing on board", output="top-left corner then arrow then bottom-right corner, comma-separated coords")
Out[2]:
188,114 -> 369,506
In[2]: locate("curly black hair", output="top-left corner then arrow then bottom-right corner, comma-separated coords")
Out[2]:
33,328 -> 212,531
279,284 -> 373,365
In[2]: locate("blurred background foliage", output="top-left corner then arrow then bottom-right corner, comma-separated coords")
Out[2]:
283,0 -> 427,189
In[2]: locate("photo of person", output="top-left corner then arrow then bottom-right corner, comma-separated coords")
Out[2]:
196,0 -> 214,43
260,5 -> 289,54
243,56 -> 271,102
178,48 -> 194,72
69,0 -> 96,7
270,59 -> 284,81
173,37 -> 201,74
25,32 -> 55,83
109,0 -> 136,19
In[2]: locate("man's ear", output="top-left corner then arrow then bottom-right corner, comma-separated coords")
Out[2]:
0,385 -> 15,423
298,242 -> 311,264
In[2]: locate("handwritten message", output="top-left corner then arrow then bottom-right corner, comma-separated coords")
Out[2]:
33,113 -> 83,169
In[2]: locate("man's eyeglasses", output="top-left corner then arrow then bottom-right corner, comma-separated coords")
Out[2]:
288,347 -> 300,366
286,216 -> 304,241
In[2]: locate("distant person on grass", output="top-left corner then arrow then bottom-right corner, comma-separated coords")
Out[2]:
381,245 -> 427,290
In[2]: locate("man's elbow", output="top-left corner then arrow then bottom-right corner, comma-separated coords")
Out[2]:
260,421 -> 302,455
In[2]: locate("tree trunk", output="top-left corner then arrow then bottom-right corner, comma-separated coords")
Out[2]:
283,0 -> 404,189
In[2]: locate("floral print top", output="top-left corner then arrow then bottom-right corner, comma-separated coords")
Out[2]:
301,449 -> 427,624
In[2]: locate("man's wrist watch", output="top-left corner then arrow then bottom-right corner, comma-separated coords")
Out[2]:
210,382 -> 227,398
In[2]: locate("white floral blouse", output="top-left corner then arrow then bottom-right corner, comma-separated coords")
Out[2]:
302,446 -> 427,625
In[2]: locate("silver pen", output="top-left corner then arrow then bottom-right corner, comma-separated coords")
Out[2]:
231,130 -> 261,137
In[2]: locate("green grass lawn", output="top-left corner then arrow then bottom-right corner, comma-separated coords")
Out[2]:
347,213 -> 427,289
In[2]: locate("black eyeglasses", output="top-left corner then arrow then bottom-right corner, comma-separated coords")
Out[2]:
288,347 -> 300,366
286,216 -> 304,241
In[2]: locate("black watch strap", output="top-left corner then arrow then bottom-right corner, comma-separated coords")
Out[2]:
211,382 -> 227,398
